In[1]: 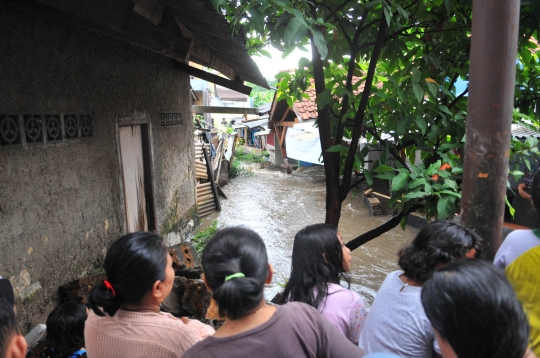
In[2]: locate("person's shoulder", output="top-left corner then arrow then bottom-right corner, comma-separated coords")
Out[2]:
327,283 -> 362,302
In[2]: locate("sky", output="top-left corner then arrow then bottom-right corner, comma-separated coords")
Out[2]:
251,46 -> 312,80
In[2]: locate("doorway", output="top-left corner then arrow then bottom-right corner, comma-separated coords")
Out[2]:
118,124 -> 156,232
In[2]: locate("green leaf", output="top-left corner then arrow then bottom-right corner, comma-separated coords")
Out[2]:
210,0 -> 225,8
409,177 -> 427,189
317,88 -> 332,109
383,6 -> 392,26
506,196 -> 516,218
438,105 -> 452,115
311,28 -> 328,60
437,195 -> 454,219
438,190 -> 461,198
364,170 -> 373,187
411,68 -> 421,84
259,49 -> 272,58
326,144 -> 349,153
400,215 -> 408,230
373,165 -> 394,173
413,84 -> 424,103
442,179 -> 458,191
403,191 -> 428,200
392,172 -> 410,192
284,16 -> 307,44
416,115 -> 427,135
445,0 -> 455,14
427,160 -> 442,175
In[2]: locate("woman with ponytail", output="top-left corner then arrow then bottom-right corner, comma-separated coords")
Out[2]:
182,226 -> 363,358
84,232 -> 214,358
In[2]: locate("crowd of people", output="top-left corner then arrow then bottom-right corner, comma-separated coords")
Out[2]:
1,172 -> 540,357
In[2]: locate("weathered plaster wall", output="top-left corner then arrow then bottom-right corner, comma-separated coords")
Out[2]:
0,5 -> 197,332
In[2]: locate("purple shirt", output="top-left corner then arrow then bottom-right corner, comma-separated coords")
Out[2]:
318,283 -> 367,344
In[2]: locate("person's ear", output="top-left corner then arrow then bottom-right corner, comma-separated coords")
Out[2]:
151,280 -> 163,301
5,334 -> 27,358
202,273 -> 212,292
266,264 -> 274,285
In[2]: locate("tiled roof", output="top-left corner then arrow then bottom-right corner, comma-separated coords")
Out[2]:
291,76 -> 381,121
293,87 -> 318,120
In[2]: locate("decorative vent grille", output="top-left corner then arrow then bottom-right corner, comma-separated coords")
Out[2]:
0,112 -> 94,149
64,114 -> 80,140
160,112 -> 182,127
0,115 -> 22,147
24,114 -> 44,145
45,114 -> 62,143
80,114 -> 93,138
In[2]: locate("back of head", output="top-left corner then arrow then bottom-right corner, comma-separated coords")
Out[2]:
280,223 -> 345,308
87,232 -> 167,316
45,302 -> 87,356
421,259 -> 529,358
0,295 -> 25,358
398,220 -> 484,283
202,227 -> 268,320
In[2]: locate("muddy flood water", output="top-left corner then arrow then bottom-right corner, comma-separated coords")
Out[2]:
197,166 -> 419,307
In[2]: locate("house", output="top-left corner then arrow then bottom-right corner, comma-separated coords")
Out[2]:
267,80 -> 383,168
0,0 -> 266,332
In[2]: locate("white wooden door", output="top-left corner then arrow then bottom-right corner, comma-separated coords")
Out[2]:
119,125 -> 148,232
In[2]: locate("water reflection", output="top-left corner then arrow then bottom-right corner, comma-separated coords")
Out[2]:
198,166 -> 419,306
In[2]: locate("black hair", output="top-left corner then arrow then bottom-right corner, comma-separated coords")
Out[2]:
422,259 -> 529,358
45,302 -> 87,357
0,294 -> 18,358
87,232 -> 168,317
279,224 -> 349,309
202,227 -> 268,320
398,220 -> 484,284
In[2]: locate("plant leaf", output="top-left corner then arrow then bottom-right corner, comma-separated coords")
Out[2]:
392,172 -> 410,192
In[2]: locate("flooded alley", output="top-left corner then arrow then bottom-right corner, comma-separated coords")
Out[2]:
197,166 -> 419,306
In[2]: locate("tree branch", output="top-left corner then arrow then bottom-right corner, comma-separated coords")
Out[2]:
339,14 -> 388,202
346,206 -> 421,251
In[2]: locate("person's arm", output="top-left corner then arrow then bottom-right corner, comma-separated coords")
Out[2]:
524,347 -> 537,358
347,296 -> 367,345
518,183 -> 532,202
318,310 -> 364,357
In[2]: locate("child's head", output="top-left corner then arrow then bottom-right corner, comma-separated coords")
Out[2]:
398,220 -> 484,284
45,302 -> 87,356
202,227 -> 270,320
0,295 -> 26,358
280,223 -> 349,308
422,259 -> 529,358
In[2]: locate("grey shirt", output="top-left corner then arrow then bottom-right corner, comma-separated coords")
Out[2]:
182,302 -> 364,358
358,271 -> 440,358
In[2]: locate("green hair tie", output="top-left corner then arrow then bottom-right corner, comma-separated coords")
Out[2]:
224,273 -> 245,282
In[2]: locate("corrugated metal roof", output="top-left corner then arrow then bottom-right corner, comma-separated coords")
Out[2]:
512,123 -> 540,138
216,85 -> 248,102
170,0 -> 269,89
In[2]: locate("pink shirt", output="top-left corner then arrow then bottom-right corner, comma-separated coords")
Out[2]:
84,309 -> 214,358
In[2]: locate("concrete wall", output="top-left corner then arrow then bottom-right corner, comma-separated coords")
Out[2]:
0,5 -> 197,332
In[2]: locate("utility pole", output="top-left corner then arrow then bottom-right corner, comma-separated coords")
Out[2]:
461,0 -> 521,259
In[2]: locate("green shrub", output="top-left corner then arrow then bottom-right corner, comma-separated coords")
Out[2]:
230,158 -> 254,178
192,220 -> 219,255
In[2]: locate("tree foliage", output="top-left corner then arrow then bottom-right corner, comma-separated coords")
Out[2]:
213,0 -> 540,246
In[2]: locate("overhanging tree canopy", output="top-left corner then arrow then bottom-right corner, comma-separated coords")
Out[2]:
214,0 -> 540,248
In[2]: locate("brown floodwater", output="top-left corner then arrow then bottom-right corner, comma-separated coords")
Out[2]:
197,166 -> 419,306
